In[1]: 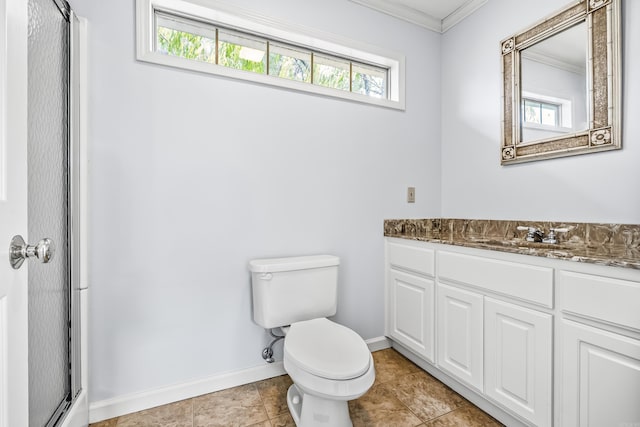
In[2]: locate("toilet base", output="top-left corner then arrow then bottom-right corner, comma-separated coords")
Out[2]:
287,384 -> 353,427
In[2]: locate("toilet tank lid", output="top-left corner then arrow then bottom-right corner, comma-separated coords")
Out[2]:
248,255 -> 339,273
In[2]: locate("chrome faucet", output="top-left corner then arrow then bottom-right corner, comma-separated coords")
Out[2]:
517,226 -> 544,242
542,228 -> 569,244
517,226 -> 569,244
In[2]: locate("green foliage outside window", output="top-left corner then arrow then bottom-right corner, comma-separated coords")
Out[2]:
218,41 -> 266,74
314,63 -> 350,92
157,27 -> 215,64
156,23 -> 387,98
269,54 -> 311,83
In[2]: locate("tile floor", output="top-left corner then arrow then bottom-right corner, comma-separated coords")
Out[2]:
90,348 -> 503,427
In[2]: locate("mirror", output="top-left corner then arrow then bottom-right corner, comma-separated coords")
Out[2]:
521,22 -> 588,143
500,0 -> 621,164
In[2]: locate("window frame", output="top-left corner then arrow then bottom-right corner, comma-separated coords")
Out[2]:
521,91 -> 575,136
523,98 -> 561,127
136,0 -> 405,110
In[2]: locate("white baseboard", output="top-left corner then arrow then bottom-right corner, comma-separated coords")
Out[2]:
89,336 -> 390,423
365,335 -> 392,352
89,362 -> 286,423
89,337 -> 391,423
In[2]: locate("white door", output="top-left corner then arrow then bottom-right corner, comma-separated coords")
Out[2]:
0,0 -> 30,425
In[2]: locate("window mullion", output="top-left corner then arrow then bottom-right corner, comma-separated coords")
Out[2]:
266,40 -> 270,75
215,28 -> 219,65
310,52 -> 314,85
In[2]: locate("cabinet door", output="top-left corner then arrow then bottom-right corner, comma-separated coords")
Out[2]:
437,283 -> 483,391
388,269 -> 435,362
485,298 -> 552,426
560,319 -> 640,426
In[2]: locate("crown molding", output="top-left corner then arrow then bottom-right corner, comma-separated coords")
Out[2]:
349,0 -> 487,33
349,0 -> 442,32
442,0 -> 488,32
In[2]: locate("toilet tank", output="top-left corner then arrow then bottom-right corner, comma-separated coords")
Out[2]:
249,255 -> 339,329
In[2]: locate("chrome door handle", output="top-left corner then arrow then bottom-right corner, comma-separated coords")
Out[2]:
9,235 -> 55,270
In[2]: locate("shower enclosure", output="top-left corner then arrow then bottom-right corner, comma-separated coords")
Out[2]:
26,0 -> 83,425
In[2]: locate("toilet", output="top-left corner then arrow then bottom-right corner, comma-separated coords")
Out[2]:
249,255 -> 375,427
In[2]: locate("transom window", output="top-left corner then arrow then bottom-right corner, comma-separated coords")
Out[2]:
137,0 -> 405,109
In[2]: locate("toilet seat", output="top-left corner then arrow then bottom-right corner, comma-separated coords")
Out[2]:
284,318 -> 375,402
284,318 -> 371,380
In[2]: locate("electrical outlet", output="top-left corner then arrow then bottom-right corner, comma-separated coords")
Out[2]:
407,187 -> 415,203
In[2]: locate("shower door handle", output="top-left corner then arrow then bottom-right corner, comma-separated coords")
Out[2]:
9,235 -> 55,270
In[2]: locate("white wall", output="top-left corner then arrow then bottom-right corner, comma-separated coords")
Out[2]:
441,0 -> 640,223
69,0 -> 441,402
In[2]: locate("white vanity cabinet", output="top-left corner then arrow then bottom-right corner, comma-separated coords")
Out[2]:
385,238 -> 555,426
385,236 -> 640,426
385,239 -> 436,363
385,238 -> 640,427
557,269 -> 640,426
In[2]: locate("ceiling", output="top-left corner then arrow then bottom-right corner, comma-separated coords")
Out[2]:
348,0 -> 488,33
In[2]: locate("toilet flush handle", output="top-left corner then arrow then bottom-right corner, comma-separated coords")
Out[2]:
259,273 -> 273,280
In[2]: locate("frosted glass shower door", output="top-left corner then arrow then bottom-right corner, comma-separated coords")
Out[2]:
27,0 -> 77,425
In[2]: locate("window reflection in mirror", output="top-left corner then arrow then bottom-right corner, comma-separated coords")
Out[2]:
520,21 -> 587,144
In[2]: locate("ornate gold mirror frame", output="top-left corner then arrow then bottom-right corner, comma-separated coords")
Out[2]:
500,0 -> 621,165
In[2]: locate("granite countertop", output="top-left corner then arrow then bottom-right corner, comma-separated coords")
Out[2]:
384,219 -> 640,270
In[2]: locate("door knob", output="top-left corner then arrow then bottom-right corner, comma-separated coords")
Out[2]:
9,235 -> 55,270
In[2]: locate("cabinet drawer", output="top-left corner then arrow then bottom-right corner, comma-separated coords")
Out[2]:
558,270 -> 640,330
439,251 -> 553,308
387,240 -> 435,277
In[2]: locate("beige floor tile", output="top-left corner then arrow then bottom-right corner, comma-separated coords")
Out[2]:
255,374 -> 293,418
193,383 -> 269,427
372,348 -> 421,385
387,370 -> 467,422
89,349 -> 500,427
422,403 -> 504,427
349,383 -> 423,427
89,419 -> 118,427
268,412 -> 296,427
116,399 -> 192,427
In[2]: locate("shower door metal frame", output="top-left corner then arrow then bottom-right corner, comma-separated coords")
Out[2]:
59,8 -> 88,427
68,7 -> 82,405
54,3 -> 85,426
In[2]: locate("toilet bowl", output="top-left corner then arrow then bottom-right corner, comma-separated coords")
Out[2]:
283,318 -> 375,426
249,255 -> 375,426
